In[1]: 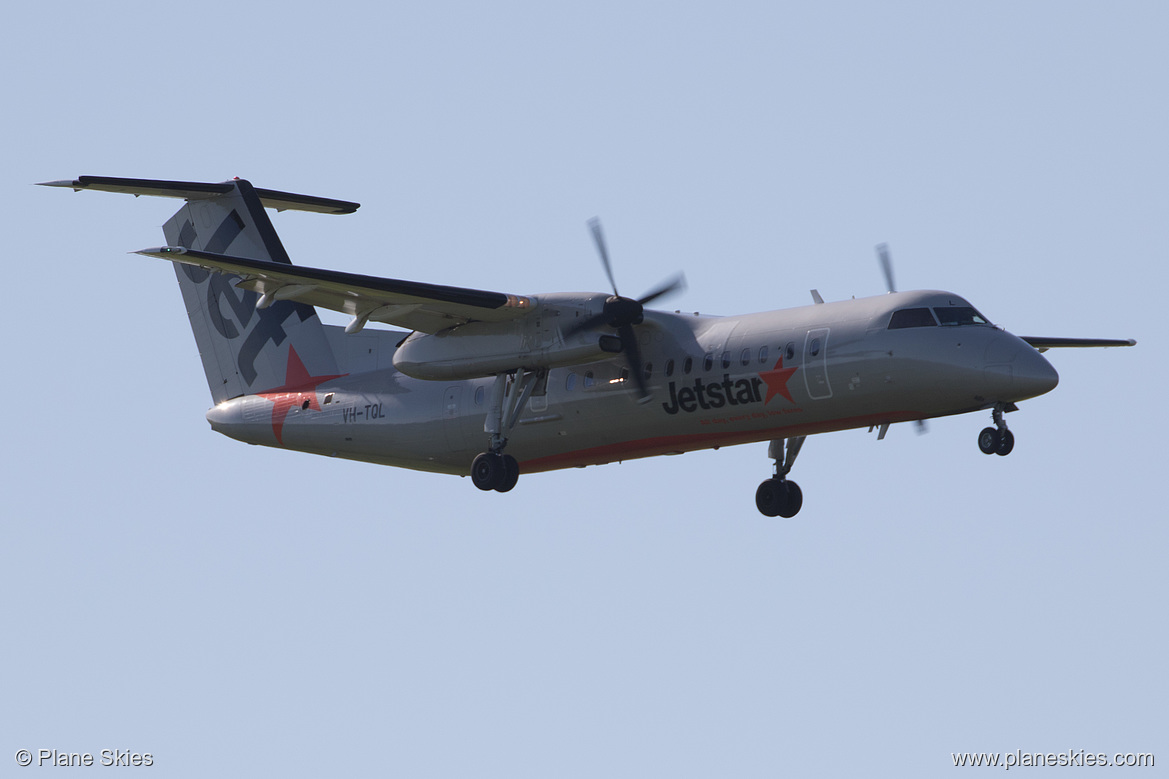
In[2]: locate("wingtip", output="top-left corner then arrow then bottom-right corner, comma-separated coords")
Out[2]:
37,179 -> 81,189
133,246 -> 187,258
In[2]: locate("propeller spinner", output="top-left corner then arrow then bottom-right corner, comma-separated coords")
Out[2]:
564,218 -> 685,399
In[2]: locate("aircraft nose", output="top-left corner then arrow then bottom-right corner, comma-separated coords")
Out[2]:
1014,342 -> 1059,399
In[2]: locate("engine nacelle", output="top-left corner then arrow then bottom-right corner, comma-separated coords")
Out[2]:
392,293 -> 617,380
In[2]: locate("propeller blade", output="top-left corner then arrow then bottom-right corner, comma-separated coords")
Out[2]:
588,217 -> 619,296
637,273 -> 687,307
617,323 -> 651,399
877,243 -> 896,293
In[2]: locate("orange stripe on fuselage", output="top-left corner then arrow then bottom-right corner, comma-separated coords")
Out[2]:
517,410 -> 925,473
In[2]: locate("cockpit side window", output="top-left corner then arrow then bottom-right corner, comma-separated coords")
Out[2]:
888,307 -> 938,329
934,306 -> 990,326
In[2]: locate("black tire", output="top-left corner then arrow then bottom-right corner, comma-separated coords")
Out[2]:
755,479 -> 783,517
471,453 -> 502,491
995,429 -> 1015,456
978,427 -> 1000,455
495,454 -> 520,493
777,481 -> 803,518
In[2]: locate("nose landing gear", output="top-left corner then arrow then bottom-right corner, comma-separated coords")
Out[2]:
978,403 -> 1015,456
756,436 -> 806,517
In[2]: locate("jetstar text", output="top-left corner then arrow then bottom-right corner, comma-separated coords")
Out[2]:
661,374 -> 765,415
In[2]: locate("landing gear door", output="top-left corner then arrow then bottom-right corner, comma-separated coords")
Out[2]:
803,327 -> 832,400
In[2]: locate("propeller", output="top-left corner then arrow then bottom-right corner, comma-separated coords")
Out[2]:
878,243 -> 927,435
876,242 -> 896,293
564,217 -> 686,399
589,217 -> 620,297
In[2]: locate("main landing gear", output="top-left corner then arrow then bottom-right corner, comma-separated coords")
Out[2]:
756,436 -> 806,518
470,369 -> 545,493
471,451 -> 520,492
977,403 -> 1016,456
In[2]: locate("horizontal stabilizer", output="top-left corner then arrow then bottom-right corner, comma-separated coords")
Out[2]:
1021,336 -> 1137,352
135,246 -> 534,334
39,175 -> 359,214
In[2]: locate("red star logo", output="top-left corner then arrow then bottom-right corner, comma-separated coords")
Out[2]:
256,346 -> 346,445
758,355 -> 798,404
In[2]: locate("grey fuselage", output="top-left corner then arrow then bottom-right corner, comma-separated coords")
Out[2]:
204,289 -> 1059,476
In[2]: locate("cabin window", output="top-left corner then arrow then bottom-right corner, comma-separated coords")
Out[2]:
721,351 -> 731,369
785,342 -> 796,361
644,362 -> 653,381
888,307 -> 938,329
703,354 -> 714,372
683,356 -> 693,374
934,306 -> 990,326
584,371 -> 595,388
809,338 -> 821,357
740,348 -> 751,366
474,386 -> 485,405
665,358 -> 675,377
565,373 -> 577,392
758,345 -> 769,364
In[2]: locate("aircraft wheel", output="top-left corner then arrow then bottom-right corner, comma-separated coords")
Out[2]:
778,481 -> 803,518
978,427 -> 1000,455
471,452 -> 502,491
755,479 -> 784,517
756,479 -> 802,518
495,454 -> 520,493
995,429 -> 1015,456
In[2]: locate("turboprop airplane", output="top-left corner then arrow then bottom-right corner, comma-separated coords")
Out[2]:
43,175 -> 1136,517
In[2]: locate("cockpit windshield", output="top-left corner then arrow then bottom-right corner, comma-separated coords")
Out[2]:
888,308 -> 938,329
887,303 -> 993,330
934,306 -> 990,326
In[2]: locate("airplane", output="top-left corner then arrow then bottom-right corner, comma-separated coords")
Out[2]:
43,175 -> 1136,517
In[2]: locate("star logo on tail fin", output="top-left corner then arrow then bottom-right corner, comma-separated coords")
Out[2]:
256,346 -> 346,445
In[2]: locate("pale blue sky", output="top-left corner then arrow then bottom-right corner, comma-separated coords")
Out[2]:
2,2 -> 1164,776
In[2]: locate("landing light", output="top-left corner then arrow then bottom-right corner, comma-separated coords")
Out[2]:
506,295 -> 534,309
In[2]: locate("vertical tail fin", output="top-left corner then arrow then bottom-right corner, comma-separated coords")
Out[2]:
44,176 -> 359,404
162,179 -> 342,402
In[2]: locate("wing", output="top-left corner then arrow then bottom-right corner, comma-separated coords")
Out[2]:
136,246 -> 533,334
40,175 -> 360,215
1020,336 -> 1137,353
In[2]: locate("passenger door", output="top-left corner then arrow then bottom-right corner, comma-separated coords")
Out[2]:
803,327 -> 832,399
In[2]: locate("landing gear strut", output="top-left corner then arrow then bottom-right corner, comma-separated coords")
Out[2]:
471,369 -> 544,492
977,403 -> 1015,456
756,436 -> 805,517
